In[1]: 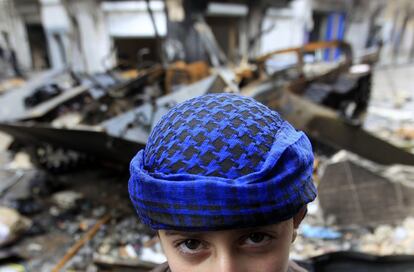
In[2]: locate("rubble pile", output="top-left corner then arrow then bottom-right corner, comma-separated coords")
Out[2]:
292,212 -> 414,259
0,151 -> 167,271
290,69 -> 414,260
0,30 -> 413,270
360,218 -> 414,255
364,66 -> 414,154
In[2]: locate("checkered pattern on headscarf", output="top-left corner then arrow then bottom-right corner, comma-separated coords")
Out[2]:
129,93 -> 317,231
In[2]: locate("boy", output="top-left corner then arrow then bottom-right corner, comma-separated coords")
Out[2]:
129,93 -> 317,272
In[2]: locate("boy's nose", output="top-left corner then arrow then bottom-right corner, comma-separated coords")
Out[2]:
215,250 -> 241,272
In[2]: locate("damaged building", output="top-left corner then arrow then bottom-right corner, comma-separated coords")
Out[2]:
2,0 -> 404,74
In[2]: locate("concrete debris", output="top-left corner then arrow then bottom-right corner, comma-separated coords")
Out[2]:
318,152 -> 414,226
292,149 -> 414,259
5,40 -> 409,170
364,71 -> 414,153
293,217 -> 414,259
359,217 -> 414,255
0,169 -> 42,204
0,169 -> 24,198
51,113 -> 83,128
368,107 -> 414,122
0,2 -> 413,268
140,247 -> 167,264
383,164 -> 414,187
327,150 -> 414,186
91,216 -> 166,269
0,207 -> 31,247
0,151 -> 12,166
0,264 -> 25,272
0,78 -> 25,95
7,152 -> 33,170
0,167 -> 167,270
51,191 -> 84,210
0,132 -> 12,151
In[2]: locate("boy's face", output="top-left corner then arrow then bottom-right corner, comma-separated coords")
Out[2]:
158,211 -> 304,272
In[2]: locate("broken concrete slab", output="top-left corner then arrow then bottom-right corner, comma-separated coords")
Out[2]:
0,206 -> 32,247
318,152 -> 414,226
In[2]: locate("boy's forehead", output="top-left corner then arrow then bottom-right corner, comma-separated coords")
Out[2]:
160,222 -> 290,237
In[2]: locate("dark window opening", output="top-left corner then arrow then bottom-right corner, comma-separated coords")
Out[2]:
113,37 -> 161,70
26,24 -> 50,70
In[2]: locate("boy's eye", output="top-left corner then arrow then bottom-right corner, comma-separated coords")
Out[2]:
183,239 -> 202,250
177,239 -> 205,254
243,232 -> 273,246
248,233 -> 265,243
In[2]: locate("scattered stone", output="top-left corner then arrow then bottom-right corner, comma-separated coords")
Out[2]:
52,191 -> 83,210
0,207 -> 31,247
0,132 -> 12,152
140,247 -> 167,264
0,264 -> 26,272
91,206 -> 106,218
27,243 -> 42,252
119,244 -> 138,259
359,217 -> 414,255
7,152 -> 33,170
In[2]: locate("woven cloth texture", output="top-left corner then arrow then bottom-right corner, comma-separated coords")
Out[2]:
129,93 -> 317,231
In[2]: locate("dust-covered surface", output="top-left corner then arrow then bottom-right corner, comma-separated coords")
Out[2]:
0,150 -> 165,271
364,65 -> 414,153
291,65 -> 414,260
0,39 -> 414,272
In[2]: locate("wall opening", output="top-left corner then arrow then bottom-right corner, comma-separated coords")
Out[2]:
206,16 -> 240,63
113,37 -> 161,69
26,24 -> 50,70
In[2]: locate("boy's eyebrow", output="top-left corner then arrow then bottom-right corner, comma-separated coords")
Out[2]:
164,225 -> 281,237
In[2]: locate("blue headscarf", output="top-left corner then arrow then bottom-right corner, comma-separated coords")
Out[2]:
129,93 -> 317,231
